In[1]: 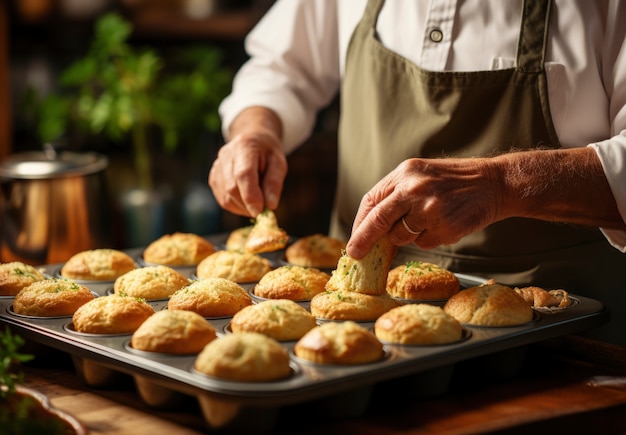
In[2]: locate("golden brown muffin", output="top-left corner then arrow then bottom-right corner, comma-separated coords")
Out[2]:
285,234 -> 346,269
12,278 -> 94,317
253,265 -> 330,301
310,290 -> 401,321
375,304 -> 463,345
143,232 -> 216,266
0,262 -> 46,296
113,265 -> 189,300
325,236 -> 397,296
514,286 -> 571,308
60,249 -> 136,281
244,209 -> 289,254
230,299 -> 317,341
194,332 -> 291,382
294,321 -> 384,365
168,277 -> 252,317
131,310 -> 217,355
224,225 -> 253,252
386,261 -> 460,300
443,283 -> 534,326
72,294 -> 155,334
196,250 -> 272,283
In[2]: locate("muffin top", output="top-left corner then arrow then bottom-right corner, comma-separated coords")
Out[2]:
113,265 -> 189,300
443,283 -> 534,326
0,262 -> 46,296
294,321 -> 384,365
375,303 -> 463,345
254,265 -> 330,301
143,232 -> 216,266
61,249 -> 136,281
194,332 -> 292,382
13,278 -> 94,317
230,299 -> 317,341
285,234 -> 346,269
224,225 -> 253,252
310,290 -> 401,321
131,309 -> 217,355
196,250 -> 272,283
244,209 -> 289,254
386,261 -> 460,300
168,277 -> 252,317
72,293 -> 155,334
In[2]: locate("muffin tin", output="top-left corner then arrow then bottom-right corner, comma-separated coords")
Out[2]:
0,236 -> 610,433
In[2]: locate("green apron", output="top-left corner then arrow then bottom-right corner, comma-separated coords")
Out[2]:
332,0 -> 626,344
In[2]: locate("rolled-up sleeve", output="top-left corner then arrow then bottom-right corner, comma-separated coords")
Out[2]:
219,0 -> 341,154
590,131 -> 626,252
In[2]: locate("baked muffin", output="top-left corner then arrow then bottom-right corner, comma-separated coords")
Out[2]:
310,290 -> 401,321
72,294 -> 155,334
375,304 -> 463,345
143,232 -> 216,266
113,265 -> 189,300
443,283 -> 534,326
60,249 -> 136,281
230,299 -> 317,341
285,234 -> 346,269
194,332 -> 291,382
325,236 -> 397,296
294,321 -> 384,365
386,261 -> 460,300
131,310 -> 217,355
253,265 -> 330,301
0,262 -> 46,296
244,209 -> 289,254
13,278 -> 94,317
168,277 -> 252,317
196,250 -> 272,283
224,225 -> 253,252
514,286 -> 571,308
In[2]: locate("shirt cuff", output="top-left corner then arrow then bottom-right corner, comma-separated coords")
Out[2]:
589,131 -> 626,251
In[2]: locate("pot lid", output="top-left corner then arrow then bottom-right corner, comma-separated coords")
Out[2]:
0,151 -> 108,180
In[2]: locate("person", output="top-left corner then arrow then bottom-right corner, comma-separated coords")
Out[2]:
208,0 -> 626,345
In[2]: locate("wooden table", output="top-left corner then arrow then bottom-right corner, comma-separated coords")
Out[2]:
19,335 -> 626,434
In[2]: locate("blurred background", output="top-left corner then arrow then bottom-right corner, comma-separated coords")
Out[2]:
1,0 -> 339,264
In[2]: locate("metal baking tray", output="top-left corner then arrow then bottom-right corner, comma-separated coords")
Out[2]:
0,238 -> 610,433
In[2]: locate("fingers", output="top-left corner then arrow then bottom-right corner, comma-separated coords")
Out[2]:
347,190 -> 408,259
400,216 -> 423,236
262,151 -> 288,210
347,157 -> 496,259
209,133 -> 286,217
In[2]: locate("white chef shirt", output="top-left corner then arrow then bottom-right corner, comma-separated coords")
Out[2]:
219,0 -> 626,251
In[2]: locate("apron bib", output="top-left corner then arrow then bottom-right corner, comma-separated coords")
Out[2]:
332,0 -> 626,301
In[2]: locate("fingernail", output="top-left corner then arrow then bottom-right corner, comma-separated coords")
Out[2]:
346,243 -> 361,259
247,205 -> 261,217
266,192 -> 278,208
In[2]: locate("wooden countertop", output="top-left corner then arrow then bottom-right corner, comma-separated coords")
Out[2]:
19,335 -> 626,434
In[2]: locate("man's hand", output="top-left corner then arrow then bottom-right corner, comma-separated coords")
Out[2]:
208,107 -> 287,217
346,147 -> 625,259
347,156 -> 503,258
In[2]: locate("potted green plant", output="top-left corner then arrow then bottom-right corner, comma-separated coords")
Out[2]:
30,12 -> 231,246
0,326 -> 87,435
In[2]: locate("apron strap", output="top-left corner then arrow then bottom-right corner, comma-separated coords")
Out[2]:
517,0 -> 552,73
359,0 -> 384,33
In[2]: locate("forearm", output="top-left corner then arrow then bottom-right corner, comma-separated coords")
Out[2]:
493,147 -> 626,230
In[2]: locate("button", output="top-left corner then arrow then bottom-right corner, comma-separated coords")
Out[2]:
429,28 -> 443,43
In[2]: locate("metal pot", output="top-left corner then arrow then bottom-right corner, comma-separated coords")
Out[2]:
0,151 -> 109,265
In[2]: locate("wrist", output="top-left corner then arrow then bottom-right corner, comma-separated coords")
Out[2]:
229,106 -> 283,143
